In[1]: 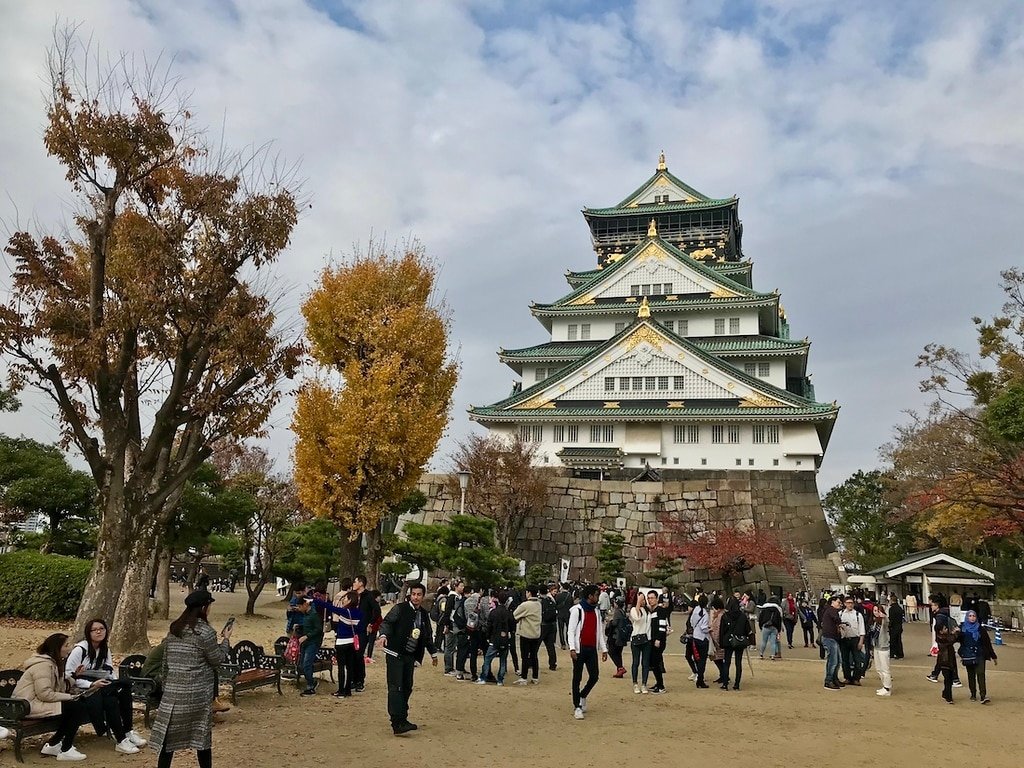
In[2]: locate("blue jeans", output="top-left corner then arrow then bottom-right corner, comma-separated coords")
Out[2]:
301,641 -> 319,689
480,643 -> 508,683
759,626 -> 779,657
822,637 -> 840,684
630,640 -> 651,685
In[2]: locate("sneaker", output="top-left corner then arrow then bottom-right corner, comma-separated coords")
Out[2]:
529,678 -> 539,685
952,681 -> 963,688
970,695 -> 977,701
444,671 -> 457,677
925,675 -> 938,683
56,747 -> 87,762
981,697 -> 991,704
641,685 -> 649,694
127,731 -> 147,747
455,673 -> 466,681
514,678 -> 528,686
573,706 -> 584,720
687,673 -> 697,681
300,688 -> 316,696
496,681 -> 504,687
876,688 -> 891,697
115,738 -> 140,754
392,722 -> 415,736
648,686 -> 663,695
824,682 -> 841,690
579,696 -> 587,713
354,685 -> 365,693
41,742 -> 62,756
475,678 -> 487,685
633,684 -> 641,694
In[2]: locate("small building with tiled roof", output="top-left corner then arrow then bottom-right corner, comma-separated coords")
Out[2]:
470,154 -> 838,475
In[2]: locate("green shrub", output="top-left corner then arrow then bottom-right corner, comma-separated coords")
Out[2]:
0,550 -> 92,621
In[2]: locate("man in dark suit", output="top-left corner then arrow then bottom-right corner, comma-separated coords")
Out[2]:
377,583 -> 438,735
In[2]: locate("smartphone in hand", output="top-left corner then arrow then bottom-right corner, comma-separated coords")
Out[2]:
222,617 -> 236,635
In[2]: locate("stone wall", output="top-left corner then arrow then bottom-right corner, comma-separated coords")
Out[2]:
410,470 -> 838,592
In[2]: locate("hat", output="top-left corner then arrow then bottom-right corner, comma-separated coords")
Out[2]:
184,590 -> 215,609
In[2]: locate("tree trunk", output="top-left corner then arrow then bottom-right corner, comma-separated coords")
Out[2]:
110,531 -> 160,654
153,546 -> 172,620
336,530 -> 362,583
245,574 -> 266,616
365,527 -> 383,590
75,490 -> 133,629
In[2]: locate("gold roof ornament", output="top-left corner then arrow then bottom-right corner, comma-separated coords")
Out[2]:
657,150 -> 667,171
647,218 -> 658,237
638,296 -> 651,318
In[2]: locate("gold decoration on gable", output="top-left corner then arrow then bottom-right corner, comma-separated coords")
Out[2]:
740,394 -> 785,408
710,286 -> 738,298
625,326 -> 664,352
604,402 -> 620,409
517,395 -> 553,409
637,242 -> 667,262
657,151 -> 667,171
667,401 -> 685,408
690,248 -> 715,261
647,219 -> 658,237
568,293 -> 596,306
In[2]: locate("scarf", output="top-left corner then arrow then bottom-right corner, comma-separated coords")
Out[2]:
580,599 -> 597,613
961,611 -> 981,642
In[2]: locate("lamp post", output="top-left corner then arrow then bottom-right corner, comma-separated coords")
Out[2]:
457,471 -> 472,516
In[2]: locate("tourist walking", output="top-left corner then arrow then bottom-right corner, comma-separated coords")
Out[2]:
926,595 -> 961,688
605,596 -> 629,678
438,580 -> 463,675
781,593 -> 798,649
839,596 -> 865,685
353,576 -> 381,691
150,589 -> 232,768
872,604 -> 892,697
541,583 -> 560,670
66,618 -> 145,754
556,583 -> 572,650
719,597 -> 749,691
331,591 -> 362,698
959,609 -> 996,704
628,591 -> 653,694
513,585 -> 543,685
821,594 -> 843,690
568,584 -> 608,719
478,590 -> 514,685
888,594 -> 905,659
454,586 -> 482,681
14,633 -> 90,761
757,599 -> 782,660
798,600 -> 817,647
376,583 -> 438,735
294,599 -> 324,695
689,594 -> 711,688
932,595 -> 960,704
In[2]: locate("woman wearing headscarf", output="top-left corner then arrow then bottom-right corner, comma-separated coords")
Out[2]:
719,597 -> 748,691
959,609 -> 996,704
150,590 -> 232,768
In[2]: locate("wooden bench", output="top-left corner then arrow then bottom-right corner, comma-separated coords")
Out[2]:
273,636 -> 335,686
218,641 -> 283,704
117,654 -> 160,728
0,668 -> 91,764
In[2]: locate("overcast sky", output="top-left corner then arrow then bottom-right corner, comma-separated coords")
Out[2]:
2,0 -> 1023,493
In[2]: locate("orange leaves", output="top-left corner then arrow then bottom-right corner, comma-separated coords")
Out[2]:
292,243 -> 458,536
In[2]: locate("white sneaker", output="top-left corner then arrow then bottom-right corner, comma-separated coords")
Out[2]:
579,696 -> 587,713
641,685 -> 649,694
633,684 -> 641,694
688,673 -> 697,681
56,747 -> 87,762
514,678 -> 528,686
475,678 -> 487,685
127,730 -> 148,747
573,706 -> 584,720
115,738 -> 140,754
529,678 -> 539,685
876,688 -> 891,697
41,742 -> 62,757
952,681 -> 963,688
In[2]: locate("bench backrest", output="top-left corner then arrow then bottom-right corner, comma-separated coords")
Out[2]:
0,669 -> 22,698
231,640 -> 264,671
119,655 -> 147,680
273,636 -> 289,657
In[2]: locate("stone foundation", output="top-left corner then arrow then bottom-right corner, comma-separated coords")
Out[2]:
410,470 -> 839,593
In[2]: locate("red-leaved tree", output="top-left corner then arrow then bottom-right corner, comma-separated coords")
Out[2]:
648,517 -> 795,592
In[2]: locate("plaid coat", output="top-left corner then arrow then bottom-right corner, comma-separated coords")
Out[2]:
149,621 -> 228,753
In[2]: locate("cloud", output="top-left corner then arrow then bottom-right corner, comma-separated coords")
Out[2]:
2,0 -> 1024,495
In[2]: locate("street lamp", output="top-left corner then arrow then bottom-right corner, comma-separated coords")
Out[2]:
457,471 -> 472,516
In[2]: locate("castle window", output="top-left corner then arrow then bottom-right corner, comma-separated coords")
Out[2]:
678,319 -> 688,336
773,458 -> 779,466
645,376 -> 656,391
651,284 -> 662,296
758,362 -> 770,378
729,317 -> 740,334
752,424 -> 765,444
711,425 -> 724,444
519,425 -> 543,442
673,375 -> 685,389
535,367 -> 550,382
591,425 -> 614,443
568,324 -> 578,341
619,377 -> 630,390
614,322 -> 626,334
663,283 -> 673,295
727,425 -> 741,444
580,323 -> 591,340
604,377 -> 615,392
632,376 -> 643,390
631,284 -> 641,296
674,425 -> 699,444
714,319 -> 726,335
663,320 -> 674,332
567,425 -> 579,443
642,284 -> 651,295
744,363 -> 756,376
766,425 -> 780,444
553,425 -> 565,443
657,376 -> 669,390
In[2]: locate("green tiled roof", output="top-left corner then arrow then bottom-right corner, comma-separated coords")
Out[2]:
557,447 -> 624,458
543,236 -> 767,309
477,318 -> 828,414
471,405 -> 838,421
582,167 -> 734,216
532,294 -> 777,316
584,197 -> 736,217
499,335 -> 807,363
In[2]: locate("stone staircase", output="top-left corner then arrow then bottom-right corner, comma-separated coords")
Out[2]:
763,554 -> 843,597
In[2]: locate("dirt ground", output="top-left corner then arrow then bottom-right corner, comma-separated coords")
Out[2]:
3,589 -> 1024,767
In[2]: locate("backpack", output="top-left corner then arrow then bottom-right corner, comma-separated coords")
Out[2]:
463,594 -> 481,631
759,606 -> 779,629
541,595 -> 557,625
477,597 -> 493,635
614,613 -> 633,647
453,599 -> 468,630
726,616 -> 752,649
429,594 -> 446,623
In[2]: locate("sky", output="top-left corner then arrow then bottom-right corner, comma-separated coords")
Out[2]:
2,0 -> 1024,494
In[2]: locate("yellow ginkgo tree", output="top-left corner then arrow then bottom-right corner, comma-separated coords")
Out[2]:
292,243 -> 458,586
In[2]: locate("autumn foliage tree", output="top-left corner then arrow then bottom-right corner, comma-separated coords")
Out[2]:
649,516 -> 794,592
0,32 -> 300,650
292,243 -> 458,588
448,433 -> 551,554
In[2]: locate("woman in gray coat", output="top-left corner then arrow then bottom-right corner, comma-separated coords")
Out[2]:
150,590 -> 232,768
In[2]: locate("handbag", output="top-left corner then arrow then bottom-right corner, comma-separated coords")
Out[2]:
630,633 -> 649,646
284,635 -> 300,663
353,634 -> 361,652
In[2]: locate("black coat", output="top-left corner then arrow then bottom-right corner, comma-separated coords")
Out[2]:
379,601 -> 436,658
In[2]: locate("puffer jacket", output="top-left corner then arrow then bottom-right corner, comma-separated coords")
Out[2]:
12,654 -> 74,718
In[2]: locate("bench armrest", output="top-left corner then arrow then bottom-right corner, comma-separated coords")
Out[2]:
127,677 -> 158,699
218,663 -> 241,681
258,655 -> 284,671
0,697 -> 31,723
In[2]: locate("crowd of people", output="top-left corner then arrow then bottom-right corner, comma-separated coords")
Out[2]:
1,577 -> 1003,760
